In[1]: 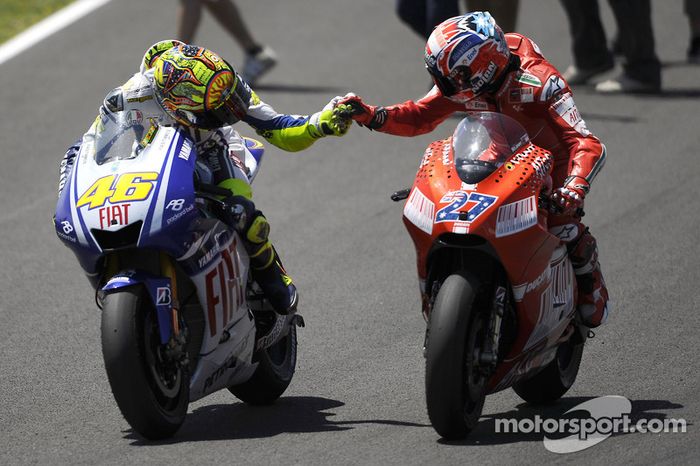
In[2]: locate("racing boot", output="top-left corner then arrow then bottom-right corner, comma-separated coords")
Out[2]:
244,214 -> 298,315
569,228 -> 610,328
218,193 -> 297,315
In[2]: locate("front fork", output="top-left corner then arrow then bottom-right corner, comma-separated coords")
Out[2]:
159,252 -> 181,338
159,253 -> 188,366
479,286 -> 506,370
421,278 -> 507,371
101,253 -> 188,365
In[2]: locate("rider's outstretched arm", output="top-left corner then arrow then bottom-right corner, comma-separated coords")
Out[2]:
242,91 -> 349,152
339,89 -> 463,137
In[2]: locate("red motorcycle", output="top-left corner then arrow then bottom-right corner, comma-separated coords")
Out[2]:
393,112 -> 588,439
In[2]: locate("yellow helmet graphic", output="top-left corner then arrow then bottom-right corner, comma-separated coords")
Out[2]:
151,43 -> 248,128
141,39 -> 184,72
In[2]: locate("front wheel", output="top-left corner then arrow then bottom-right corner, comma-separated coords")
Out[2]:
101,287 -> 189,440
513,335 -> 584,405
229,323 -> 297,405
425,273 -> 489,440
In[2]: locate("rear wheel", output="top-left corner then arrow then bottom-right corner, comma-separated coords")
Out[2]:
513,336 -> 584,405
229,322 -> 297,405
425,273 -> 489,440
101,287 -> 189,439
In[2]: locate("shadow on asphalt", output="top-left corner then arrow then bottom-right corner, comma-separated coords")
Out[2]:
661,60 -> 700,69
573,85 -> 700,99
635,89 -> 700,98
124,396 -> 430,444
580,112 -> 640,123
437,396 -> 687,446
252,83 -> 347,94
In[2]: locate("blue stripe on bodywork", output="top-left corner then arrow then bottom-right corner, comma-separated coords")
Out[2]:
72,151 -> 98,251
140,131 -> 182,241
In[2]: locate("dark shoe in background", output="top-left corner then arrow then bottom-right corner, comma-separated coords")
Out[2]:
689,37 -> 700,64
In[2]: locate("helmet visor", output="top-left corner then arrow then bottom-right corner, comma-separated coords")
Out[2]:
191,99 -> 240,129
427,65 -> 477,99
154,88 -> 240,129
427,65 -> 458,97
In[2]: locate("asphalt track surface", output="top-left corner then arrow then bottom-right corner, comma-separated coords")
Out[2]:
1,0 -> 699,464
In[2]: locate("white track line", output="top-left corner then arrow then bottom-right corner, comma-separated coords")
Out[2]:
0,0 -> 112,66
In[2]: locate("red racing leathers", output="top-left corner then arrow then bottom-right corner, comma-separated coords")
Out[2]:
357,33 -> 609,326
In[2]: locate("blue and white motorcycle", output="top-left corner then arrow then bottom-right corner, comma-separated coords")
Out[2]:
54,109 -> 302,439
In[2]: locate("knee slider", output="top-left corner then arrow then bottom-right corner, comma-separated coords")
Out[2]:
570,230 -> 599,272
220,194 -> 255,232
246,213 -> 270,244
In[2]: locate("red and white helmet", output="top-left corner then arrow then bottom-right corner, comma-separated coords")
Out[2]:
425,12 -> 511,101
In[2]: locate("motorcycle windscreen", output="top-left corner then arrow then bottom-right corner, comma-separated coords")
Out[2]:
82,109 -> 157,165
452,112 -> 530,184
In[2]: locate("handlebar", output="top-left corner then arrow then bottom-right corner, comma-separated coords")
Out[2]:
539,193 -> 585,217
391,188 -> 410,202
195,181 -> 233,198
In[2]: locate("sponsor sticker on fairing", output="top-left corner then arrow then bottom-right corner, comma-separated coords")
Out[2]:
512,266 -> 551,301
452,222 -> 469,234
420,147 -> 433,168
403,188 -> 435,235
178,139 -> 192,160
441,143 -> 451,165
156,286 -> 172,305
495,196 -> 538,237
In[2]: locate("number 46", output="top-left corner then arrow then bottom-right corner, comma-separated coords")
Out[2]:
76,172 -> 158,209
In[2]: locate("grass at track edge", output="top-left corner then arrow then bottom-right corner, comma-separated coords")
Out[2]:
0,0 -> 75,44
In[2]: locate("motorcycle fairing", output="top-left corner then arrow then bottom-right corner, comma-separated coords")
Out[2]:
102,271 -> 174,345
404,128 -> 577,390
187,232 -> 257,401
243,137 -> 264,182
404,138 -> 554,287
55,118 -> 260,401
488,244 -> 577,392
55,125 -> 197,273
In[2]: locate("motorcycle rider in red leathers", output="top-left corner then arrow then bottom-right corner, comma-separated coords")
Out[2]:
339,12 -> 609,327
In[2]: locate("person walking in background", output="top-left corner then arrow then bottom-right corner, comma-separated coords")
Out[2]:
178,0 -> 277,84
686,0 -> 700,63
396,0 -> 519,39
559,0 -> 661,94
